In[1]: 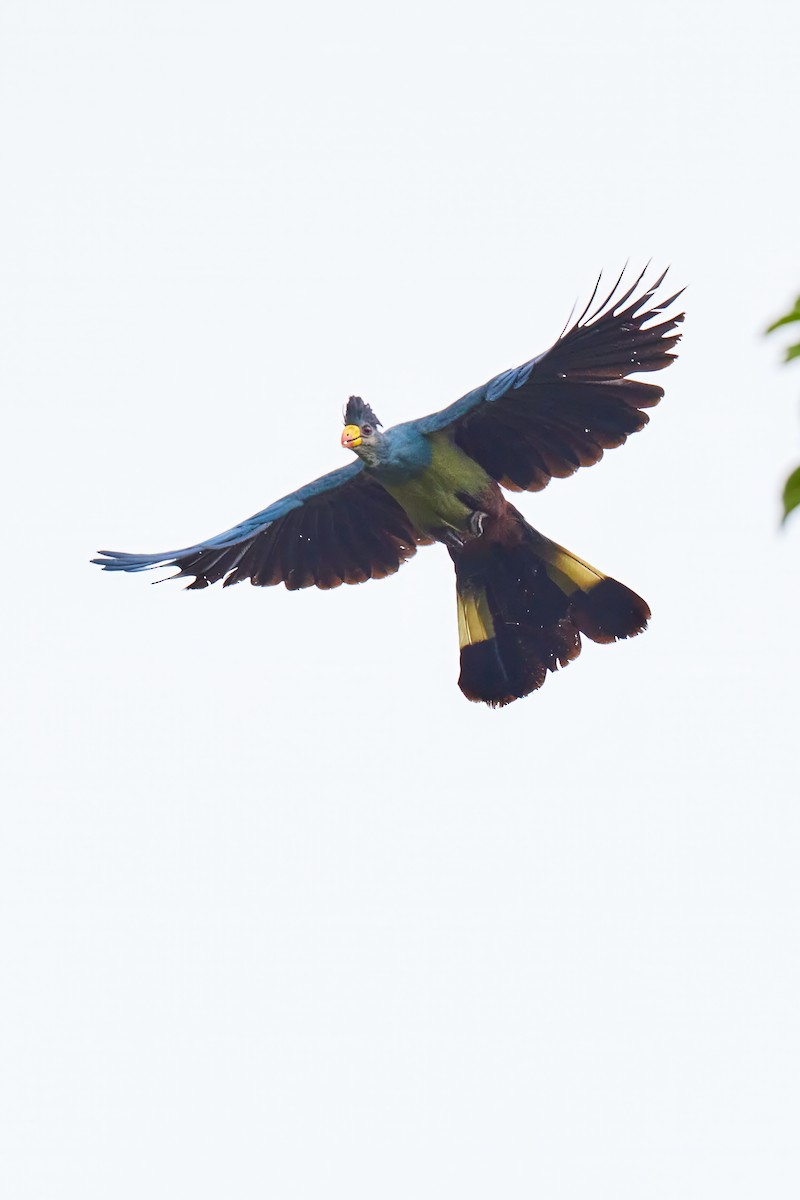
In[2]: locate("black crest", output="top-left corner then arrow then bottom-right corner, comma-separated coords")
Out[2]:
344,395 -> 382,428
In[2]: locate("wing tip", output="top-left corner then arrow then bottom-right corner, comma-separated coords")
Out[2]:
91,549 -> 179,573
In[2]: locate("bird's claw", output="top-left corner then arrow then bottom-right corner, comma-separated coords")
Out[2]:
468,510 -> 487,537
441,511 -> 487,550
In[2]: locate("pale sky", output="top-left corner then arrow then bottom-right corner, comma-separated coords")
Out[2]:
2,1 -> 799,1197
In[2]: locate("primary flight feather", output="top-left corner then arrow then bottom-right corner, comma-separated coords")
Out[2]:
94,267 -> 684,707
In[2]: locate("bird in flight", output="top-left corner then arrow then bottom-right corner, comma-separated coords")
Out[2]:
94,267 -> 683,707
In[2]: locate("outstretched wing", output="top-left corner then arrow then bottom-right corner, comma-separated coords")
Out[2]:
93,461 -> 433,590
417,266 -> 684,492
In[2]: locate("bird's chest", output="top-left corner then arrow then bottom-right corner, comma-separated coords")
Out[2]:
378,434 -> 493,536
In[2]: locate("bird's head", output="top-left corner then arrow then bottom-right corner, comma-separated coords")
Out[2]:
341,395 -> 383,463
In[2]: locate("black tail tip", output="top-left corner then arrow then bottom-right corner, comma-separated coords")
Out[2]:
570,578 -> 650,644
459,641 -> 520,708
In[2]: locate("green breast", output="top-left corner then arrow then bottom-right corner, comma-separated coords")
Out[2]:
382,433 -> 493,536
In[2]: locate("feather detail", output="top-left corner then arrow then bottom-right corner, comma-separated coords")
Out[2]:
415,266 -> 683,494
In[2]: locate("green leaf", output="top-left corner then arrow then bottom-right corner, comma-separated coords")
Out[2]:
786,342 -> 800,363
767,297 -> 800,333
782,465 -> 800,523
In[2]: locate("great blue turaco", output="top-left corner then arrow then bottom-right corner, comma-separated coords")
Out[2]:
94,267 -> 683,707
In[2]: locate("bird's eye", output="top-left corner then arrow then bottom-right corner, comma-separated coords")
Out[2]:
362,424 -> 373,436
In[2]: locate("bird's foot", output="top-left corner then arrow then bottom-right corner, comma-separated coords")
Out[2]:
467,510 -> 487,538
440,511 -> 488,551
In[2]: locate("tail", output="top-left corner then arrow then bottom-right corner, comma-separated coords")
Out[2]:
454,528 -> 650,707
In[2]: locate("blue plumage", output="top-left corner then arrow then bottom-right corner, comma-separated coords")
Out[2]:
94,461 -> 367,573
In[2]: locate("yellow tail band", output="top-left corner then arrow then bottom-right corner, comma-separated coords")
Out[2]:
541,544 -> 606,596
457,587 -> 495,649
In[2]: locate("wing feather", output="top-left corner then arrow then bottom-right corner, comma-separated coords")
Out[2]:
93,461 -> 430,590
417,267 -> 684,492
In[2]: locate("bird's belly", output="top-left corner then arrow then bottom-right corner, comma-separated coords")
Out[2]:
381,434 -> 494,537
383,475 -> 471,533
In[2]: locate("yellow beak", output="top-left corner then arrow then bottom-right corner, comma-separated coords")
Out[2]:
341,424 -> 362,449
